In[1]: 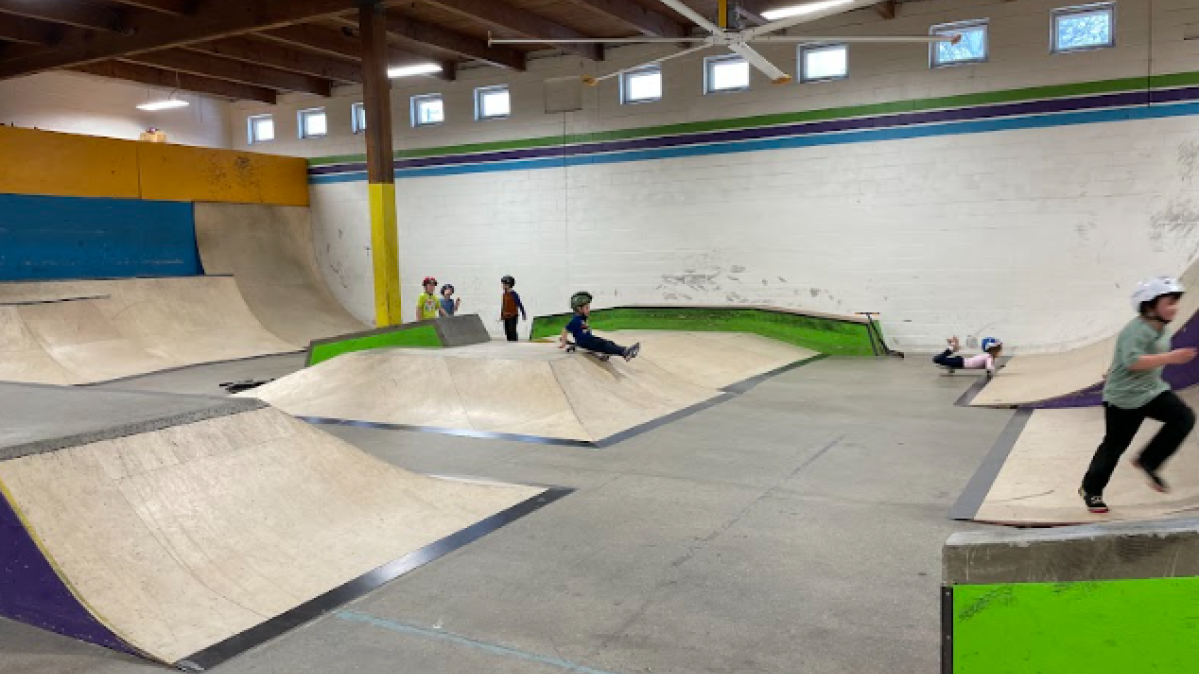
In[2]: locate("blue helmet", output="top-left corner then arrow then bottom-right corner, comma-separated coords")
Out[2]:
981,337 -> 1003,351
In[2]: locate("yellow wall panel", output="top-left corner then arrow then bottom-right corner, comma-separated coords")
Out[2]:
137,144 -> 309,206
0,126 -> 140,199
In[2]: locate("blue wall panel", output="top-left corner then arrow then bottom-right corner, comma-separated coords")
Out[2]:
0,194 -> 199,280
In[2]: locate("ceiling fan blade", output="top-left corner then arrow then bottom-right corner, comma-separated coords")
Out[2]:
744,0 -> 874,39
749,34 -> 961,44
584,42 -> 716,85
727,43 -> 791,84
489,36 -> 708,45
657,0 -> 724,35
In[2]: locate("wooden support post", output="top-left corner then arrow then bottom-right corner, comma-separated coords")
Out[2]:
359,0 -> 402,326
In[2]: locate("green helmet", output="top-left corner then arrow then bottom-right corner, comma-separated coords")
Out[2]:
570,291 -> 593,310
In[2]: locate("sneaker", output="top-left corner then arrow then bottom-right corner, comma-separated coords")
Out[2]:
1079,486 -> 1109,514
623,343 -> 641,361
1132,458 -> 1170,493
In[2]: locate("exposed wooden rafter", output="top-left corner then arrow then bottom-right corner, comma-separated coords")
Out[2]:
185,37 -> 363,85
124,49 -> 333,95
874,1 -> 898,20
560,0 -> 687,38
72,60 -> 277,103
328,13 -> 526,71
0,14 -> 58,45
0,0 -> 125,33
105,0 -> 194,15
260,23 -> 456,81
417,0 -> 603,61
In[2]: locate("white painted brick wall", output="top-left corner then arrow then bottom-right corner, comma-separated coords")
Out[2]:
247,0 -> 1199,351
0,71 -> 230,148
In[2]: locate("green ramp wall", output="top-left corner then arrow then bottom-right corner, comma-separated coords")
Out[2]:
530,305 -> 880,356
305,314 -> 489,366
942,518 -> 1199,674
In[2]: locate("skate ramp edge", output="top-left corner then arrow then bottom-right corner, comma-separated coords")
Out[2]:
942,518 -> 1199,673
528,305 -> 877,357
305,314 -> 491,366
0,386 -> 561,668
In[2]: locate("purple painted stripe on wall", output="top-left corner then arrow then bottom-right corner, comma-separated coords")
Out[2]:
308,87 -> 1190,177
0,491 -> 132,655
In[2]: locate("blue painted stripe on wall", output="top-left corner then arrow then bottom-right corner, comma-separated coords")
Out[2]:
309,100 -> 1199,185
0,194 -> 200,281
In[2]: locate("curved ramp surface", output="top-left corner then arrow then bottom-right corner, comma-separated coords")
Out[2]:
0,384 -> 544,667
195,202 -> 366,346
961,389 -> 1199,526
0,277 -> 297,385
246,333 -> 816,443
970,262 -> 1199,407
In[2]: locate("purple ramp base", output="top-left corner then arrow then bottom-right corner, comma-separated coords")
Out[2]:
0,492 -> 132,655
1029,312 -> 1199,409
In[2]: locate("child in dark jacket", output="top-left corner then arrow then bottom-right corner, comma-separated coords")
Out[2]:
558,291 -> 640,361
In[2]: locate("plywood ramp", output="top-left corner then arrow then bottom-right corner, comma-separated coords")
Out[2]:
194,203 -> 366,346
0,277 -> 297,384
971,261 -> 1199,407
0,406 -> 542,664
969,389 -> 1199,525
247,333 -> 816,443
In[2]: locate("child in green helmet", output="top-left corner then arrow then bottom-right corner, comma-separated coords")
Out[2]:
559,291 -> 640,361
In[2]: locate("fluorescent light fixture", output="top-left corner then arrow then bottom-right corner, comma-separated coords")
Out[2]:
136,98 -> 189,111
762,0 -> 853,21
387,63 -> 442,78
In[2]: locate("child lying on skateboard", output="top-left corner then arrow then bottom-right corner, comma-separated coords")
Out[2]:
558,291 -> 640,362
933,336 -> 1001,376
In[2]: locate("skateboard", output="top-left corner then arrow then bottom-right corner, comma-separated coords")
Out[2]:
564,342 -> 611,361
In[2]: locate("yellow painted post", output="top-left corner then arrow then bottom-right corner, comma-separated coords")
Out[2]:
359,1 -> 403,326
719,0 -> 728,28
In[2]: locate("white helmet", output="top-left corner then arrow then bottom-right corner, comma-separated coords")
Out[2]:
1131,276 -> 1185,313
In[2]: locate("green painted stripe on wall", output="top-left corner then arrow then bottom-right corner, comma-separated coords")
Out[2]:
952,577 -> 1199,673
308,71 -> 1196,168
307,323 -> 443,366
529,307 -> 878,357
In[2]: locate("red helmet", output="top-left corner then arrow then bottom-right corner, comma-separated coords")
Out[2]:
422,276 -> 437,286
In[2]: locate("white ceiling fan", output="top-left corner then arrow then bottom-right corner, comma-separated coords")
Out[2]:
489,0 -> 961,86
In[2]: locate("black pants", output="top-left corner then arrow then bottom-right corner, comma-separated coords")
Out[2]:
933,349 -> 965,369
503,316 -> 519,342
577,336 -> 626,356
1082,391 -> 1196,494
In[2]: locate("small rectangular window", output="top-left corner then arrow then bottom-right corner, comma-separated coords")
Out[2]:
298,108 -> 327,139
705,55 -> 750,94
411,94 -> 444,127
621,66 -> 662,104
352,102 -> 366,134
800,44 -> 848,82
475,85 -> 511,120
247,114 -> 274,144
930,20 -> 989,67
1053,3 -> 1115,53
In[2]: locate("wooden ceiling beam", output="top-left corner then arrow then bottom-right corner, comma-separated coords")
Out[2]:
72,60 -> 277,103
124,48 -> 332,95
874,1 -> 897,20
560,0 -> 686,38
0,0 -> 125,33
0,0 -> 419,79
0,14 -> 58,45
105,0 -> 195,15
417,0 -> 602,61
260,24 -> 456,80
185,37 -> 363,84
329,13 -> 525,71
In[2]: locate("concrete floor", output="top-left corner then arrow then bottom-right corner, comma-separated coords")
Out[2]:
0,355 -> 1009,674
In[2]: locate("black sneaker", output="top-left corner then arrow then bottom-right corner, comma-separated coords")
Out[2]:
1132,458 -> 1170,493
623,343 -> 641,361
1079,487 -> 1109,514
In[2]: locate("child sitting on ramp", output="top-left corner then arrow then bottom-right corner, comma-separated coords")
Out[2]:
559,291 -> 640,361
933,336 -> 1001,376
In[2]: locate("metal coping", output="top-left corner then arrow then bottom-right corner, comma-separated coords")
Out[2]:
176,486 -> 572,671
947,408 -> 1033,521
530,304 -> 871,325
0,293 -> 110,306
298,354 -> 828,449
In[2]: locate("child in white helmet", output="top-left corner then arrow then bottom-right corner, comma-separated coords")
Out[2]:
933,336 -> 1002,376
1079,276 -> 1197,514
